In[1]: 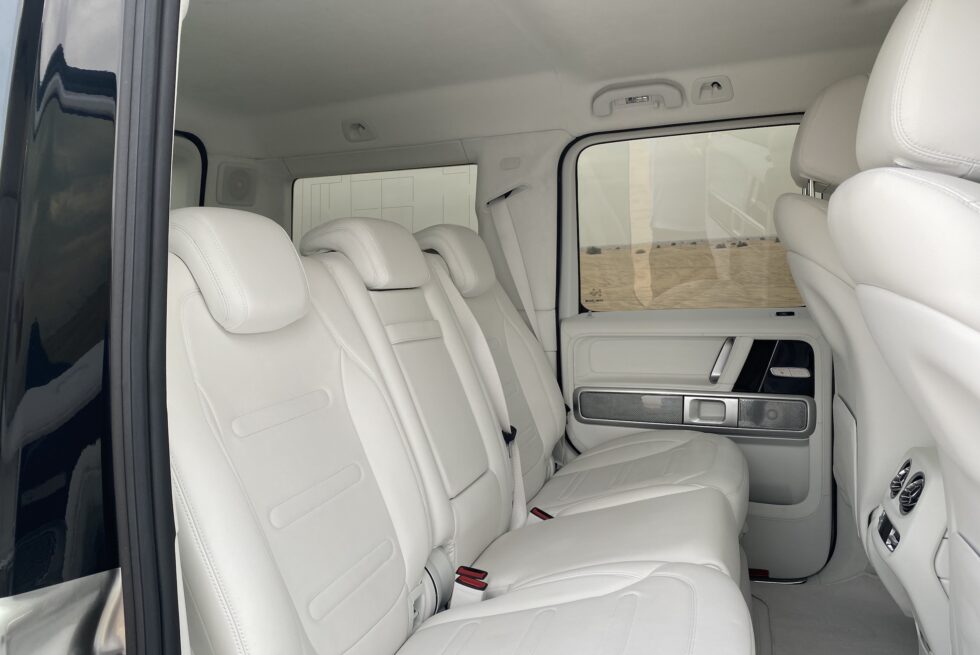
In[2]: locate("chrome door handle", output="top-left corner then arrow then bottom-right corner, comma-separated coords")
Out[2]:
709,337 -> 735,384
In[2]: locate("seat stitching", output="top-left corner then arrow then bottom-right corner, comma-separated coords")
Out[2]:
179,297 -> 303,651
891,0 -> 980,168
171,223 -> 235,325
172,468 -> 251,655
339,584 -> 413,654
309,539 -> 397,622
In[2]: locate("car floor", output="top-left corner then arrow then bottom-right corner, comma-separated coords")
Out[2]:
751,573 -> 918,655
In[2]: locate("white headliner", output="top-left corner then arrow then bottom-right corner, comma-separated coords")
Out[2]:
176,0 -> 901,160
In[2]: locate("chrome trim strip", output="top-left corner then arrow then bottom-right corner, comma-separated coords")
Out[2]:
574,386 -> 816,439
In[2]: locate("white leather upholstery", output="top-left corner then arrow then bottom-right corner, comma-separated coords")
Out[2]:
417,225 -> 496,298
791,74 -> 867,189
169,207 -> 309,333
829,1 -> 980,651
168,236 -> 434,652
399,562 -> 754,655
831,169 -> 980,654
301,217 -> 430,290
417,224 -> 750,526
775,77 -> 932,542
855,0 -> 980,181
473,488 -> 741,595
311,230 -> 743,585
169,208 -> 753,655
532,430 -> 749,525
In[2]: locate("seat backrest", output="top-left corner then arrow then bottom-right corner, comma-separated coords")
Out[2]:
415,224 -> 566,500
167,208 -> 435,655
301,218 -> 513,567
827,0 -> 980,651
774,75 -> 933,540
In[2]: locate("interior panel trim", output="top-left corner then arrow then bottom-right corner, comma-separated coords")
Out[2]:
574,386 -> 815,439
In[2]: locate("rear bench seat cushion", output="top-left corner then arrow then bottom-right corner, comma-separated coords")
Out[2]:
531,429 -> 749,526
401,562 -> 754,655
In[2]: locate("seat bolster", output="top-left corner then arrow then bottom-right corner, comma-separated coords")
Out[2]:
830,168 -> 980,332
774,194 -> 853,285
400,562 -> 754,655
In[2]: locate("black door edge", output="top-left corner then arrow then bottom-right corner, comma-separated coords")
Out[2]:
109,0 -> 182,652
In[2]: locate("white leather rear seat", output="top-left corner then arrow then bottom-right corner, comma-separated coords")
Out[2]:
415,224 -> 750,526
168,207 -> 754,654
301,218 -> 743,590
400,562 -> 753,655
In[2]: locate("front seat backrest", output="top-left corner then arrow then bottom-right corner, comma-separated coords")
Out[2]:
774,75 -> 933,544
828,0 -> 980,652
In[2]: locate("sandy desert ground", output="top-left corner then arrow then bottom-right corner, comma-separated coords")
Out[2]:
580,237 -> 803,311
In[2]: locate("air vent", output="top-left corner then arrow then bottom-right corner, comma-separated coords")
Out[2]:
899,474 -> 925,514
890,459 -> 912,498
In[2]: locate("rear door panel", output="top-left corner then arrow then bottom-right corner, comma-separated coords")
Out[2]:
561,308 -> 833,578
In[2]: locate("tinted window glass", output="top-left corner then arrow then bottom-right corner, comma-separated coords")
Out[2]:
577,125 -> 803,311
0,0 -> 120,596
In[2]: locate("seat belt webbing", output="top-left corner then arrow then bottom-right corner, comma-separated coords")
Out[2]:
429,261 -> 528,531
489,194 -> 542,343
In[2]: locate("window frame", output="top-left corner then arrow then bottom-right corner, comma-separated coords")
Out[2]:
174,130 -> 208,207
558,114 -> 804,318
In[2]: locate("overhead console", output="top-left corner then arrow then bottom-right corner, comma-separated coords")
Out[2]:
867,448 -> 950,655
590,75 -> 734,118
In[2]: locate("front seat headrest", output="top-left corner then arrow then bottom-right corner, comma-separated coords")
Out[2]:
856,0 -> 980,181
169,207 -> 310,334
791,75 -> 868,190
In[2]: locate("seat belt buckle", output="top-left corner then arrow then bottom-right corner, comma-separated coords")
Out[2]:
449,571 -> 489,608
502,425 -> 517,446
527,507 -> 554,523
456,565 -> 488,580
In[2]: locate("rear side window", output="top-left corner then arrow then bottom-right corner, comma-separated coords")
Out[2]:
292,165 -> 477,244
170,133 -> 206,209
577,125 -> 802,311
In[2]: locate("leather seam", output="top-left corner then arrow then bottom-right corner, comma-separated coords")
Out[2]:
892,0 -> 980,169
172,468 -> 252,655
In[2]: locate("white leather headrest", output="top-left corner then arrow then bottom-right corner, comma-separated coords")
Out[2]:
299,217 -> 429,290
169,207 -> 309,334
857,0 -> 980,181
791,75 -> 868,189
415,225 -> 496,298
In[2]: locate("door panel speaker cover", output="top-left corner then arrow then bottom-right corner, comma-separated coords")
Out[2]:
738,397 -> 807,431
578,391 -> 684,424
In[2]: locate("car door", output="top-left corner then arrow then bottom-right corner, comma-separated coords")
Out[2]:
0,0 -> 182,651
0,0 -> 124,649
559,118 -> 834,579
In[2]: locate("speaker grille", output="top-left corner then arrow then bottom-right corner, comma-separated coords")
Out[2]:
217,163 -> 257,206
578,392 -> 683,424
737,398 -> 807,431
